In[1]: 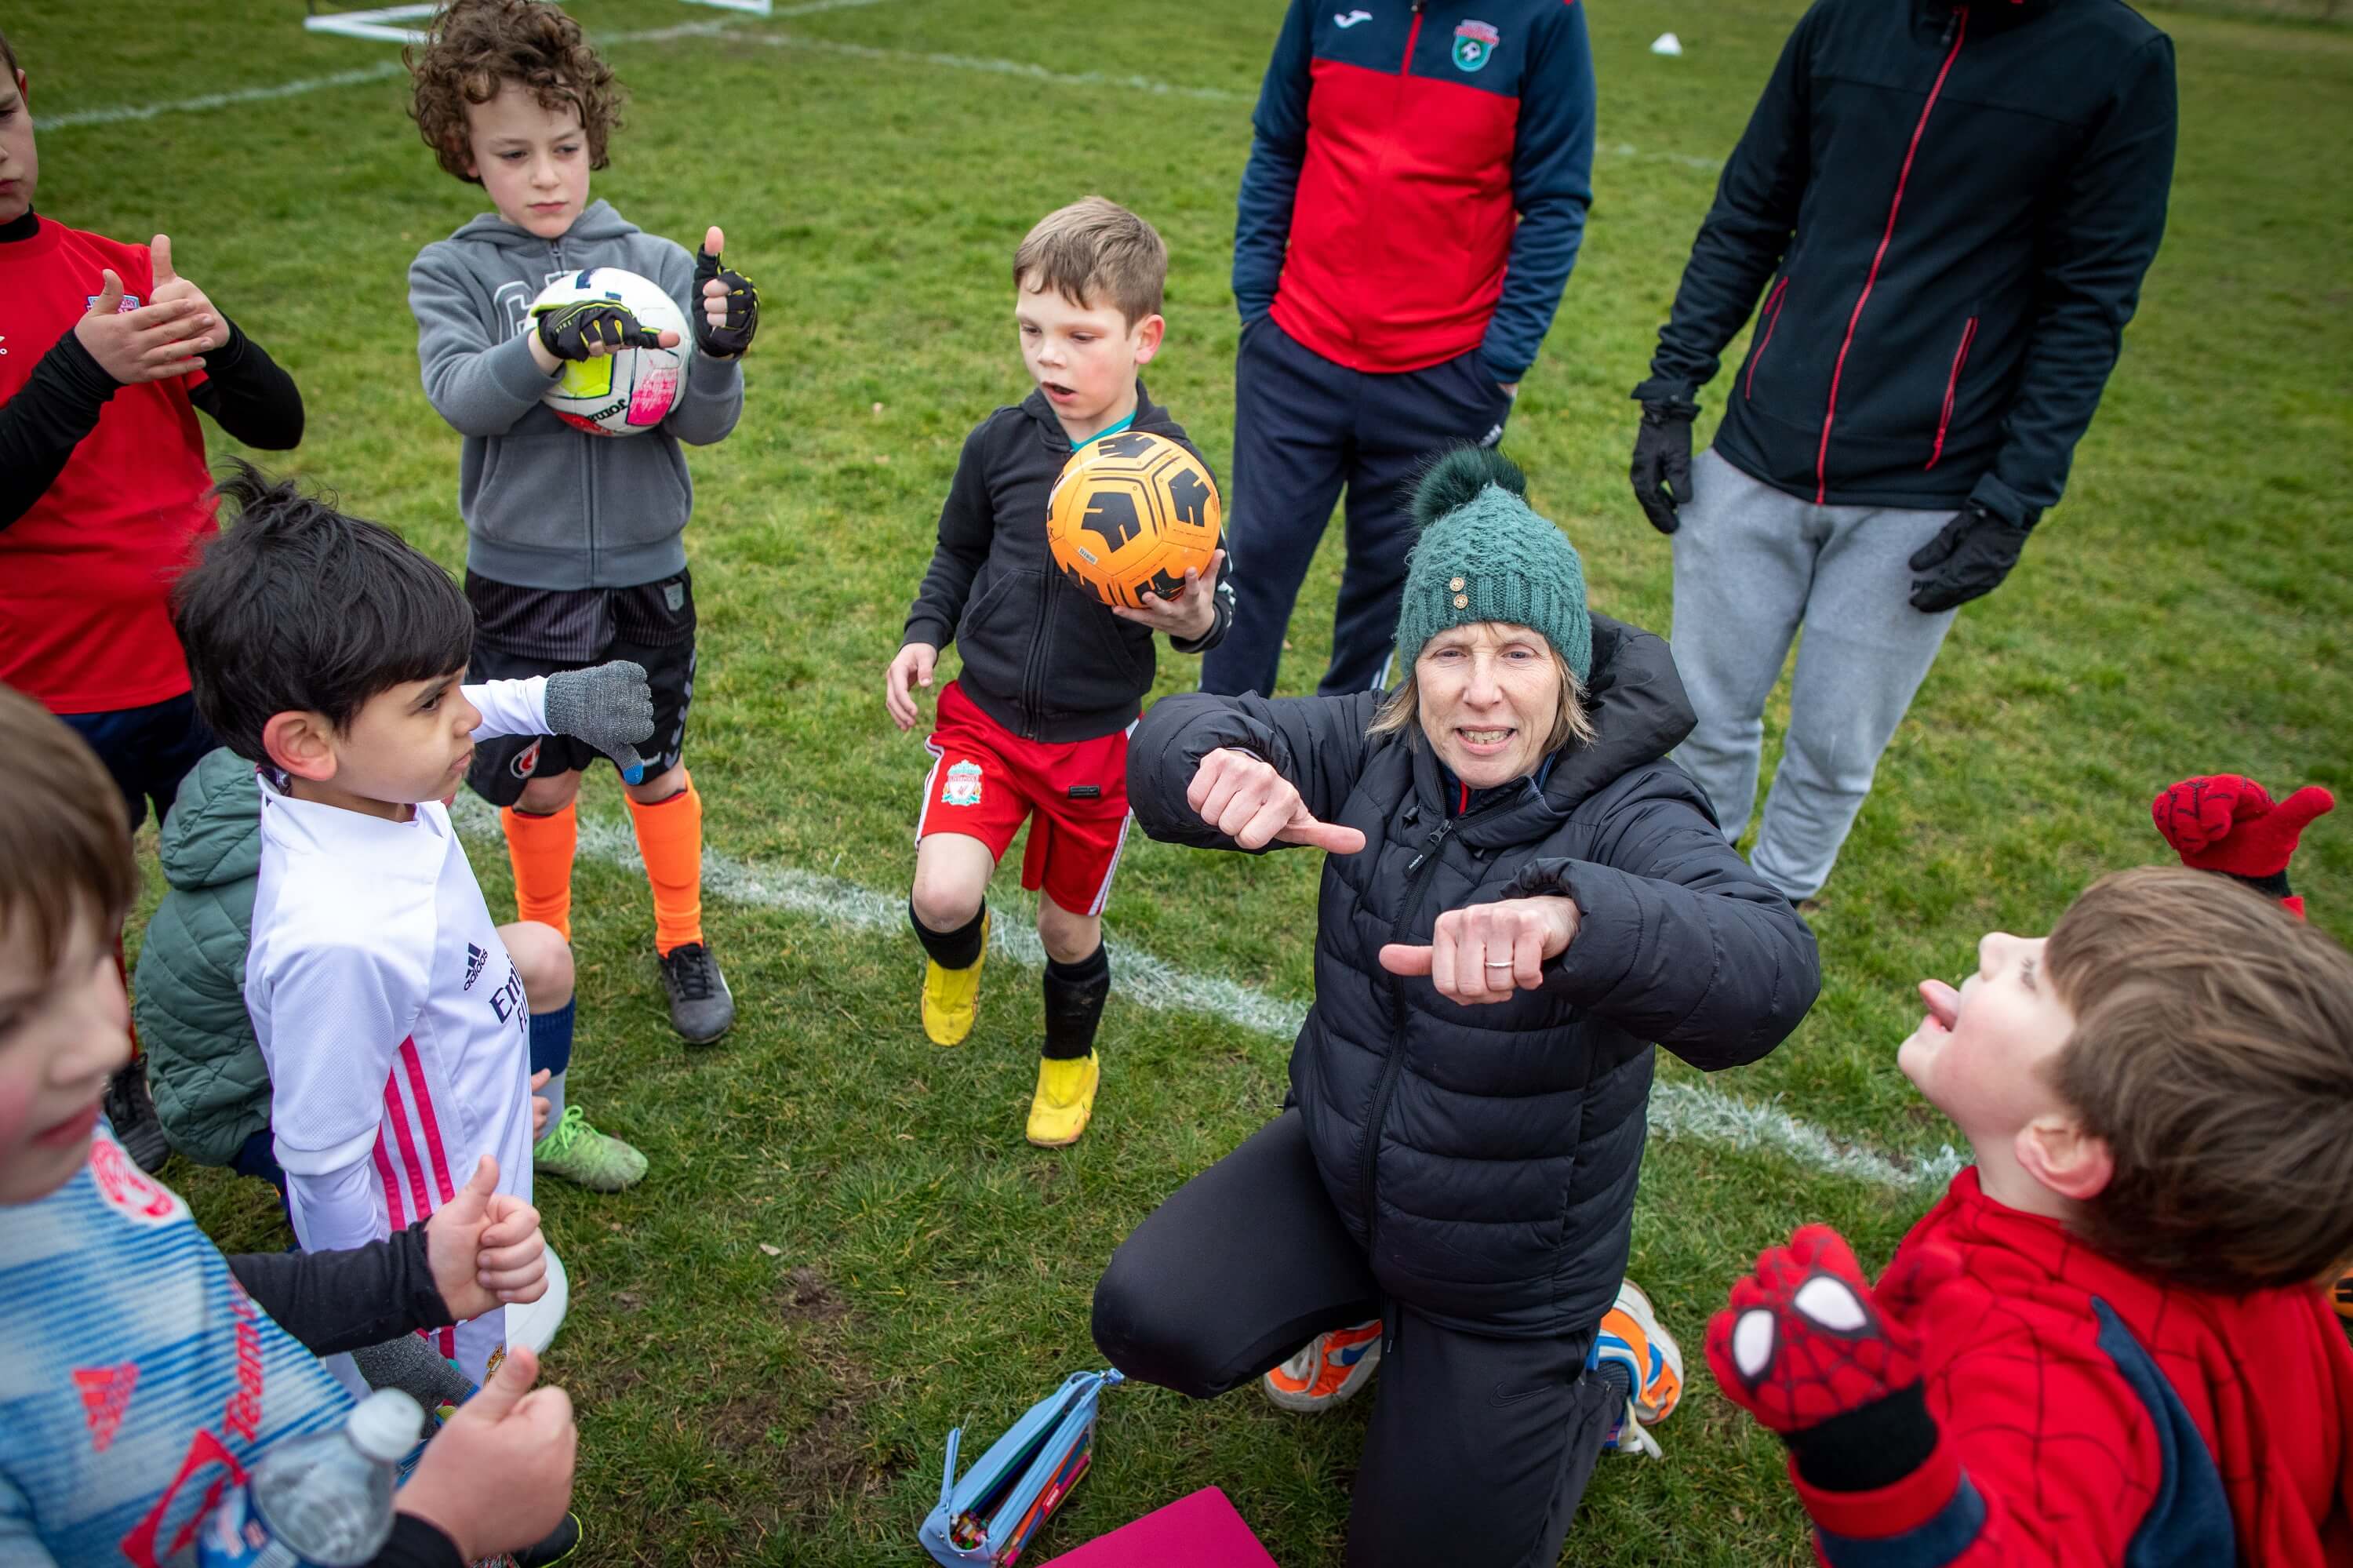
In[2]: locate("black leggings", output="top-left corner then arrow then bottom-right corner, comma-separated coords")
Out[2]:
1091,1111 -> 1614,1568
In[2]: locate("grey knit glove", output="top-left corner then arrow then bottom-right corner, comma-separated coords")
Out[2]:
351,1333 -> 473,1435
544,660 -> 656,782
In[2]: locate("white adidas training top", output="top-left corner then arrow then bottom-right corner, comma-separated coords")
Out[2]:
245,677 -> 548,1381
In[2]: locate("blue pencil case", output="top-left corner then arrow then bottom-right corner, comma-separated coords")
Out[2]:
919,1368 -> 1123,1566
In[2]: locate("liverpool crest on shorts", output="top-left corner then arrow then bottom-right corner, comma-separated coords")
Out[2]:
1453,20 -> 1499,71
944,760 -> 983,807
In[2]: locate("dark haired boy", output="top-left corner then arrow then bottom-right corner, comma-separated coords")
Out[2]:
1708,867 -> 2353,1565
174,464 -> 655,1381
883,196 -> 1232,1147
0,681 -> 579,1568
406,0 -> 758,1051
0,24 -> 305,1167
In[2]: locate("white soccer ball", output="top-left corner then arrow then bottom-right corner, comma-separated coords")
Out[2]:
530,267 -> 690,438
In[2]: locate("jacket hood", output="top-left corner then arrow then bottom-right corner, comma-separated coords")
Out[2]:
157,749 -> 263,893
446,198 -> 641,252
1548,615 -> 1695,809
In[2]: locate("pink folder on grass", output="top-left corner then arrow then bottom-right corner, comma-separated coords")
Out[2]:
1040,1487 -> 1278,1567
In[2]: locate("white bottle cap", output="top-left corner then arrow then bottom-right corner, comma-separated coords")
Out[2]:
346,1389 -> 426,1464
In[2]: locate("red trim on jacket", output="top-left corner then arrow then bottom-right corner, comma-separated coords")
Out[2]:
1813,9 -> 1969,504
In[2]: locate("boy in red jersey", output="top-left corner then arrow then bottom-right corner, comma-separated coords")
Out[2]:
1707,866 -> 2353,1566
0,28 -> 304,1169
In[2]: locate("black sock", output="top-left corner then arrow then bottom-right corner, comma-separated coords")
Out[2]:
911,900 -> 987,970
1042,944 -> 1111,1060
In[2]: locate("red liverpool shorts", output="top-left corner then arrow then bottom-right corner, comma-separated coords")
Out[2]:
917,681 -> 1133,917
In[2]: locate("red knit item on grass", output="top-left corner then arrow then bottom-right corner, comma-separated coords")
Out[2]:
2151,776 -> 2333,880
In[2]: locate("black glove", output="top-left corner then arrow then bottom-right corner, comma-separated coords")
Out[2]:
693,246 -> 758,358
1629,399 -> 1697,535
533,300 -> 665,363
1907,504 -> 2033,613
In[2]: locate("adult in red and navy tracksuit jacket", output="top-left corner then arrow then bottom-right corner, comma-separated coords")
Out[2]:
1202,0 -> 1595,701
1625,0 -> 2174,902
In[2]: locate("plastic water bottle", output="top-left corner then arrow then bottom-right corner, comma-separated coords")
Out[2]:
198,1389 -> 421,1567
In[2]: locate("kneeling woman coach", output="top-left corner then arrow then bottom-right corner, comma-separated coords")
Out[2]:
1093,450 -> 1820,1566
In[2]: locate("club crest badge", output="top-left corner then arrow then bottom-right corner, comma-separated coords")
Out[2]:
1453,20 -> 1500,71
90,1135 -> 184,1225
509,739 -> 543,780
943,759 -> 984,807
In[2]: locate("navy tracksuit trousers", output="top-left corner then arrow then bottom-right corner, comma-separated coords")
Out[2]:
1201,317 -> 1515,698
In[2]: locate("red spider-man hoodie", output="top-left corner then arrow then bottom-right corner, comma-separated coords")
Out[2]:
1800,1168 -> 2353,1566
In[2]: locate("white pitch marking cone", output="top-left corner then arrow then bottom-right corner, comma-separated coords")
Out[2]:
1651,31 -> 1684,56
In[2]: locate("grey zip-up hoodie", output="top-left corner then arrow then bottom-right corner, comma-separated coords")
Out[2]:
409,200 -> 744,590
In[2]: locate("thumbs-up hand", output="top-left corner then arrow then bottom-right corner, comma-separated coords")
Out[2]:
144,235 -> 223,345
71,263 -> 214,384
693,223 -> 759,358
423,1155 -> 547,1320
395,1344 -> 577,1563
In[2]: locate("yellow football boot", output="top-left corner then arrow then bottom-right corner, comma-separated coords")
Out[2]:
920,913 -> 988,1046
1026,1051 -> 1099,1148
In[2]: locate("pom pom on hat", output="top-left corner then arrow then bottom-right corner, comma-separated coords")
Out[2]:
1394,448 -> 1591,681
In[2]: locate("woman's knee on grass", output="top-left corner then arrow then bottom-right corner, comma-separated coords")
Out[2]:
1089,1247 -> 1224,1400
500,921 -> 574,1010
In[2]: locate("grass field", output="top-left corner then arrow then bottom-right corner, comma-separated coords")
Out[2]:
23,0 -> 2353,1561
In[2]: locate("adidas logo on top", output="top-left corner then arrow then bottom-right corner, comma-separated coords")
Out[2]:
463,944 -> 489,992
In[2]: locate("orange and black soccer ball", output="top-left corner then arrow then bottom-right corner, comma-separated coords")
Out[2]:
1046,431 -> 1220,611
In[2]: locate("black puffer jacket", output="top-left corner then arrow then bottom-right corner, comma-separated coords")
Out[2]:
1130,617 -> 1820,1337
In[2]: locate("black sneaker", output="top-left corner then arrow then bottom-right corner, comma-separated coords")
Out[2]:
658,941 -> 735,1044
104,1063 -> 170,1173
513,1511 -> 582,1568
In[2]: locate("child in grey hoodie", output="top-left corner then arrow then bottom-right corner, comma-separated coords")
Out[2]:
406,0 -> 760,1191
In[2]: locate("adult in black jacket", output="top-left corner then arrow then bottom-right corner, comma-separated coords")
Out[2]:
1093,452 -> 1819,1567
1627,0 -> 2174,903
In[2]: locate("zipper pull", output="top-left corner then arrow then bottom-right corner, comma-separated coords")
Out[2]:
1405,820 -> 1451,873
1940,7 -> 1960,45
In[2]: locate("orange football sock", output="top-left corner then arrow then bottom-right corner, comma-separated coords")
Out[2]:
500,802 -> 578,942
625,773 -> 704,955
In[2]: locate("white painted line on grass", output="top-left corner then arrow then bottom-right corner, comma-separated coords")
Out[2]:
449,795 -> 1958,1191
45,63 -> 412,129
44,2 -> 895,131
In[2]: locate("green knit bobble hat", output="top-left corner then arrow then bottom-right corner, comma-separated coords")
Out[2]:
1394,448 -> 1591,682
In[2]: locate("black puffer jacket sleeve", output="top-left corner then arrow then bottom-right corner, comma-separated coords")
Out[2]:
1129,689 -> 1382,851
1507,768 -> 1819,1070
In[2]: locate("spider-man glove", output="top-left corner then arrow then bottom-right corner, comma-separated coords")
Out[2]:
2152,775 -> 2334,918
693,244 -> 758,358
1705,1225 -> 1958,1493
533,299 -> 667,362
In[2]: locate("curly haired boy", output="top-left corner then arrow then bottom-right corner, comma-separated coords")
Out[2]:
406,2 -> 762,1192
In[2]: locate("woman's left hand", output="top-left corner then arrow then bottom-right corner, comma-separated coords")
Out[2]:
1380,895 -> 1580,1004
